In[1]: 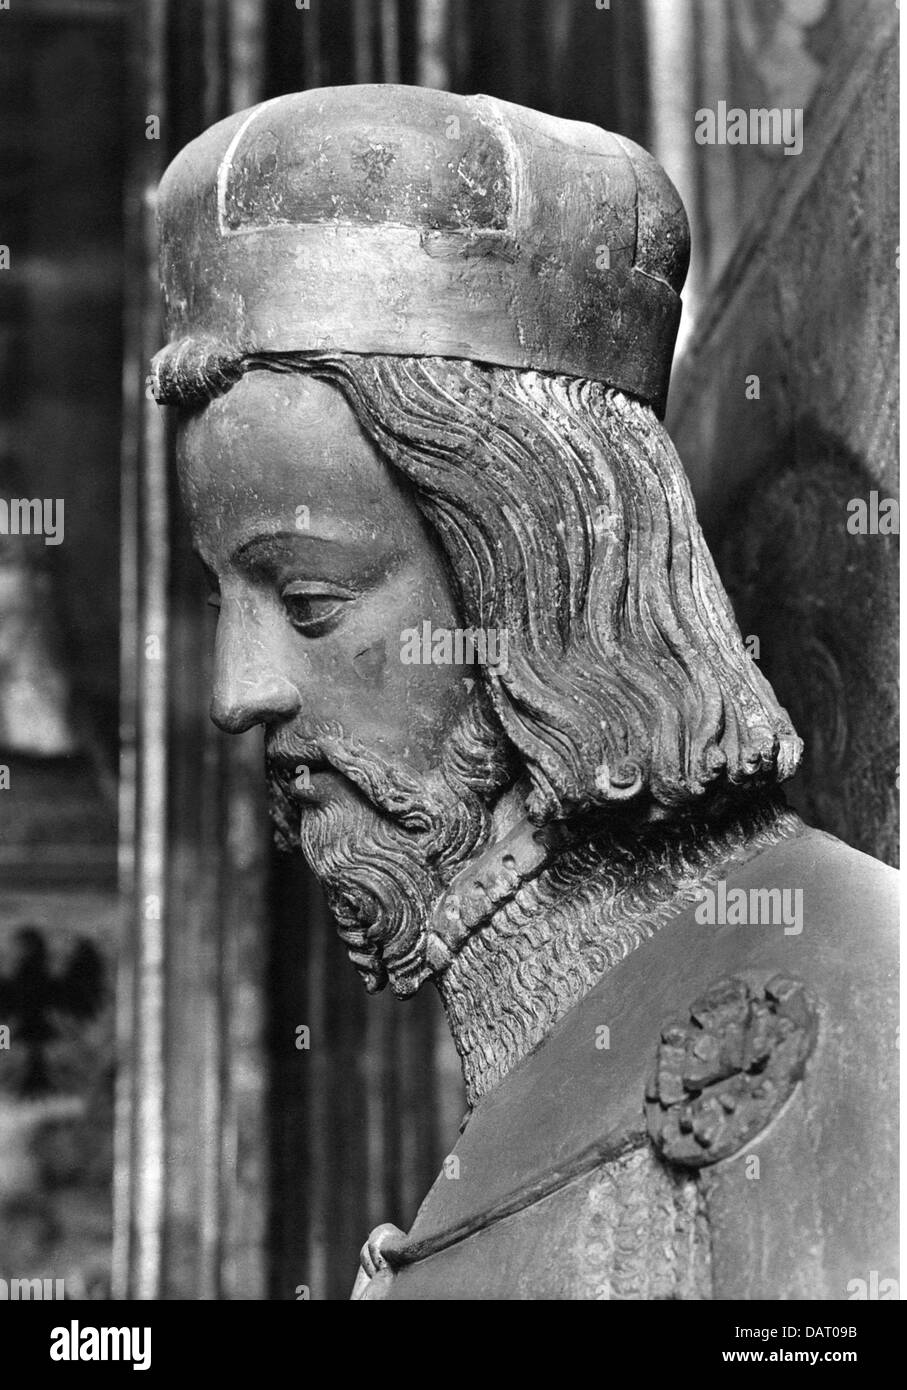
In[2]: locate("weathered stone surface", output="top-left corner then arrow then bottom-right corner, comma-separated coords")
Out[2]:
152,87 -> 688,416
669,10 -> 898,867
157,82 -> 898,1301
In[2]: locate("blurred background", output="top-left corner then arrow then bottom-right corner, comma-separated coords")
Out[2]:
0,0 -> 897,1300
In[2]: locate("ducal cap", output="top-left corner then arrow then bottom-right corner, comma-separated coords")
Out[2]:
152,85 -> 689,416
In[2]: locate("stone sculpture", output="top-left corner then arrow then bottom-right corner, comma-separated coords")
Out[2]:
152,86 -> 897,1300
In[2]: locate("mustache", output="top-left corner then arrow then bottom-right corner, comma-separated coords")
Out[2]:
264,698 -> 516,997
268,719 -> 487,998
266,721 -> 492,876
267,721 -> 440,833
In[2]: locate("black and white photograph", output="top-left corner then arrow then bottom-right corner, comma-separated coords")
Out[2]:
0,0 -> 900,1351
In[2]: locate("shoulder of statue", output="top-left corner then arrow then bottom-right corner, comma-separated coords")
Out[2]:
638,831 -> 899,1296
644,827 -> 897,1168
694,826 -> 897,996
402,828 -> 896,1260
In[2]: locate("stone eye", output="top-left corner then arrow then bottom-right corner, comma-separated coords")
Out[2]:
281,586 -> 351,636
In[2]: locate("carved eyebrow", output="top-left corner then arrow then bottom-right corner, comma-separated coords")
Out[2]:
231,529 -> 351,568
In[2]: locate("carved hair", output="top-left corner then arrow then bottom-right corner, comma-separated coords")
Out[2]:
160,349 -> 802,823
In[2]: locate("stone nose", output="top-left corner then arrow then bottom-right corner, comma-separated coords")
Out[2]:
209,597 -> 301,735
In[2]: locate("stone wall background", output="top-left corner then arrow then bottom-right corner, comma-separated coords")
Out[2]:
668,1 -> 898,866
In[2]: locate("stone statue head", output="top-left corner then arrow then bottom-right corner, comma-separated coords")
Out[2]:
152,87 -> 801,1008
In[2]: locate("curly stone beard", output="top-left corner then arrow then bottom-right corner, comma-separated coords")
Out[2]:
267,695 -> 515,998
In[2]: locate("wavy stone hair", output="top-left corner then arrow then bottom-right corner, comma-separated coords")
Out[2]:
153,346 -> 802,823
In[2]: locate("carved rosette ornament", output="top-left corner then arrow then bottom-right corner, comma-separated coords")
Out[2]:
645,975 -> 819,1168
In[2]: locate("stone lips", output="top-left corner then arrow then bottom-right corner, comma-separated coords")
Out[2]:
155,85 -> 690,415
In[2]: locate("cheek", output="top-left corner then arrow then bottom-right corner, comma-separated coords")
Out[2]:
292,559 -> 473,767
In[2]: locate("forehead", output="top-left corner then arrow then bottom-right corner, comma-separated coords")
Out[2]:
175,370 -> 411,554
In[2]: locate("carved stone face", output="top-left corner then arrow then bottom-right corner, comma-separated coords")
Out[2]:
174,354 -> 802,998
176,370 -> 507,995
177,370 -> 473,756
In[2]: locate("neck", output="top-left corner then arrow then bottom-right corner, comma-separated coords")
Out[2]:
433,793 -> 802,1106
